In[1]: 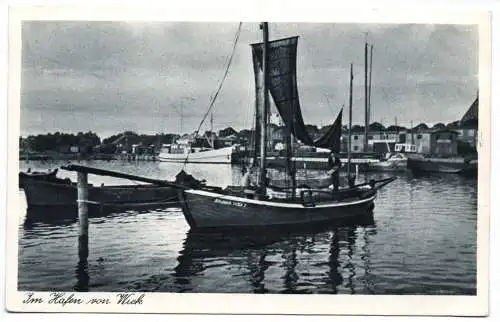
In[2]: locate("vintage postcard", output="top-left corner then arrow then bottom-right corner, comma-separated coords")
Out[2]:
4,3 -> 491,316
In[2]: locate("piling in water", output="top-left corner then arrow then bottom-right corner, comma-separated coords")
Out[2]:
77,172 -> 89,260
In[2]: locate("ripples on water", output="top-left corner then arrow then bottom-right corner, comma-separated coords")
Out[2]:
17,160 -> 477,294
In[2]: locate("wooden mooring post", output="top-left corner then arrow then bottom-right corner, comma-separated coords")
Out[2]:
77,172 -> 89,261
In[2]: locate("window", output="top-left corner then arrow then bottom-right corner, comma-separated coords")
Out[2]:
354,135 -> 358,140
354,146 -> 359,151
417,134 -> 422,139
368,135 -> 373,140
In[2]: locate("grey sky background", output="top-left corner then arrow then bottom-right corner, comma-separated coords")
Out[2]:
20,21 -> 478,138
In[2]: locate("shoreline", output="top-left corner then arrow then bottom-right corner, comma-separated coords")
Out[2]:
19,153 -> 157,162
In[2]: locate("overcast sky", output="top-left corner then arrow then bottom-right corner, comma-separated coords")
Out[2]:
20,21 -> 478,138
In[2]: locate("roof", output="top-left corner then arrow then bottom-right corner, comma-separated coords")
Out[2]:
460,97 -> 478,126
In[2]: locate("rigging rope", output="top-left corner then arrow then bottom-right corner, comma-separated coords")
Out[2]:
182,22 -> 243,168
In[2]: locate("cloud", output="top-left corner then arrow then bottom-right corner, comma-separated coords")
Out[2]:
20,21 -> 478,137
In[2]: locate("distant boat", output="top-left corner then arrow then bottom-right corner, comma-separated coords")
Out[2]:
367,153 -> 408,172
406,118 -> 478,176
366,142 -> 417,172
158,143 -> 234,164
158,127 -> 234,164
173,22 -> 395,229
19,168 -> 178,210
406,154 -> 477,176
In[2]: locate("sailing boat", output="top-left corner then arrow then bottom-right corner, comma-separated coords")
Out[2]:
175,22 -> 395,229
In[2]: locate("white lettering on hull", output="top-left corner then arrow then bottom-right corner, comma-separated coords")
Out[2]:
214,198 -> 248,208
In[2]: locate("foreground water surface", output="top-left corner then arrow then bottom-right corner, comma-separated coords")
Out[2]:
17,160 -> 477,294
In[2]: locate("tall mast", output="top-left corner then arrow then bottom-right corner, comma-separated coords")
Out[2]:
252,42 -> 264,168
368,44 -> 373,132
286,112 -> 297,199
180,105 -> 184,135
259,22 -> 270,191
210,112 -> 214,132
348,63 -> 353,179
410,120 -> 414,145
210,112 -> 214,147
364,41 -> 369,152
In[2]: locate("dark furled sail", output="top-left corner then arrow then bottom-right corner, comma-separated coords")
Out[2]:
251,36 -> 343,152
313,108 -> 343,151
251,37 -> 314,146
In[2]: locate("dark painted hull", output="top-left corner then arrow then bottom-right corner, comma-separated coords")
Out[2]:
407,156 -> 477,175
18,169 -> 58,188
178,188 -> 376,229
20,177 -> 178,209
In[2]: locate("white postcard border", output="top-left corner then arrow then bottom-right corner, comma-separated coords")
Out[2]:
4,3 -> 492,316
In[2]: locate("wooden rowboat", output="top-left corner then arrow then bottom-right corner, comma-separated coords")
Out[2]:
19,168 -> 179,210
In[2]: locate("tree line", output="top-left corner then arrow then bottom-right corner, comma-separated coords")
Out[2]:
20,131 -> 101,154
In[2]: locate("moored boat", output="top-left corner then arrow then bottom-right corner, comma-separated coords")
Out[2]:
19,169 -> 179,209
365,138 -> 417,173
177,178 -> 392,229
158,113 -> 235,164
158,144 -> 234,164
18,168 -> 59,187
406,154 -> 477,175
366,153 -> 408,172
171,22 -> 395,230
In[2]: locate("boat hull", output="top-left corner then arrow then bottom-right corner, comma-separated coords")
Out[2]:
178,188 -> 376,229
20,177 -> 178,209
158,146 -> 233,164
407,155 -> 477,175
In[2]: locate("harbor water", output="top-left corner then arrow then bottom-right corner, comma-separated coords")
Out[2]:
16,160 -> 477,294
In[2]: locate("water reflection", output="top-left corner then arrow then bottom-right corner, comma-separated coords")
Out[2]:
408,171 -> 478,191
343,226 -> 357,294
247,249 -> 270,293
174,213 -> 375,294
326,230 -> 342,293
281,240 -> 299,293
23,205 -> 179,230
74,236 -> 89,292
361,227 -> 376,294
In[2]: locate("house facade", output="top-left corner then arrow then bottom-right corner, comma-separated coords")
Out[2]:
455,128 -> 477,148
429,129 -> 459,157
341,131 -> 419,153
339,127 -> 465,156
